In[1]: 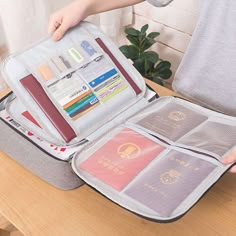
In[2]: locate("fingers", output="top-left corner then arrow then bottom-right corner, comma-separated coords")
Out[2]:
222,146 -> 236,165
48,13 -> 70,41
229,165 -> 236,173
48,0 -> 87,41
222,146 -> 236,173
48,14 -> 61,34
51,19 -> 71,41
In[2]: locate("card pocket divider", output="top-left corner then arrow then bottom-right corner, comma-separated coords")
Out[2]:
67,25 -> 144,97
19,48 -> 138,143
16,39 -> 133,143
18,52 -> 104,138
10,52 -> 81,143
38,64 -> 140,145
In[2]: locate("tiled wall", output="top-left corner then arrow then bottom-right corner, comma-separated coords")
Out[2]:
131,0 -> 201,82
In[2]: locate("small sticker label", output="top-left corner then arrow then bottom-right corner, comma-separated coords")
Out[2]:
68,47 -> 84,63
81,40 -> 97,56
38,64 -> 54,81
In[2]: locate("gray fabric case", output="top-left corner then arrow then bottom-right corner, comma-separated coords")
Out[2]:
1,21 -> 235,222
0,93 -> 84,190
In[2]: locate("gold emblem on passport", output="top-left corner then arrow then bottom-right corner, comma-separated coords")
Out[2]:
117,143 -> 141,159
160,170 -> 182,184
168,111 -> 186,121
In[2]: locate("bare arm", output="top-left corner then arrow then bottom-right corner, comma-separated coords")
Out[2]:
48,0 -> 144,41
88,0 -> 144,14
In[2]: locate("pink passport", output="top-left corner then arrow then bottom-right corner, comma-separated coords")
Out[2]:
80,128 -> 165,191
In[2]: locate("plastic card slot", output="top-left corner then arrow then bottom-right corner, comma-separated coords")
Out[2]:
75,55 -> 134,105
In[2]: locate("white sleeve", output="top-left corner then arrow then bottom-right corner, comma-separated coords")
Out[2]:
146,0 -> 173,7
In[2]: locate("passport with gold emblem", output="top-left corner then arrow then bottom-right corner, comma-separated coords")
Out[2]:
79,128 -> 165,191
124,150 -> 216,217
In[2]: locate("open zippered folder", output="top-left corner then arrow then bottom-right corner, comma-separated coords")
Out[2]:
0,21 -> 235,222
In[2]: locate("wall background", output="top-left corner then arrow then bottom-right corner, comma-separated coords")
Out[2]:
131,0 -> 201,82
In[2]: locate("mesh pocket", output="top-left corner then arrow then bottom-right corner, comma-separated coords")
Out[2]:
136,101 -> 208,141
178,121 -> 236,156
124,149 -> 216,217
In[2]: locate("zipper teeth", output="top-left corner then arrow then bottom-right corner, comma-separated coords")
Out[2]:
0,92 -> 15,111
68,153 -> 76,163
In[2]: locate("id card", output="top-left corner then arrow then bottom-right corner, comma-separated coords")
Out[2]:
48,74 -> 99,120
79,59 -> 129,103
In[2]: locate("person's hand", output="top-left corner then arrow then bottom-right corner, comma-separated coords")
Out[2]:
48,0 -> 90,41
222,146 -> 236,173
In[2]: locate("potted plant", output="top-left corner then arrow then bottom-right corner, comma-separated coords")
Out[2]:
119,24 -> 172,86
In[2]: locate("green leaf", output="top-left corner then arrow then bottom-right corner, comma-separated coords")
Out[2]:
156,69 -> 172,80
119,45 -> 131,58
126,35 -> 140,47
141,24 -> 149,34
133,58 -> 145,76
125,28 -> 140,36
144,59 -> 149,74
140,38 -> 156,53
138,33 -> 146,44
141,51 -> 159,64
155,61 -> 171,72
144,58 -> 155,74
147,32 -> 160,39
119,45 -> 139,60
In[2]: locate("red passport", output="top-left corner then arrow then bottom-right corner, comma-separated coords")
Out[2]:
20,74 -> 76,142
80,128 -> 165,191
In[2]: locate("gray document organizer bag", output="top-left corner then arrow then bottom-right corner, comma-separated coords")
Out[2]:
1,22 -> 236,222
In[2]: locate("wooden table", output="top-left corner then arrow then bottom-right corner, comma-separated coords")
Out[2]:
1,81 -> 236,236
